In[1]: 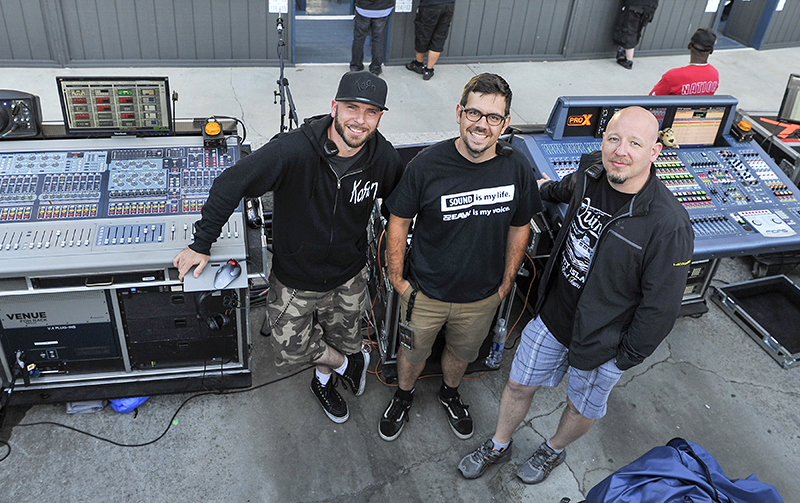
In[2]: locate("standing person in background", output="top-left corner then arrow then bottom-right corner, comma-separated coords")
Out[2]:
405,0 -> 456,81
350,0 -> 395,76
650,28 -> 718,96
613,0 -> 659,70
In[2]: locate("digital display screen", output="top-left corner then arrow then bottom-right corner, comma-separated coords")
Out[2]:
778,74 -> 800,125
56,77 -> 172,136
671,106 -> 726,147
595,106 -> 667,137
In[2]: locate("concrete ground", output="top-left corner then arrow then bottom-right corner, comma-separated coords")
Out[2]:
1,46 -> 799,502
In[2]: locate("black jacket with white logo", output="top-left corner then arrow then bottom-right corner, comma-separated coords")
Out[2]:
191,114 -> 403,291
537,150 -> 694,371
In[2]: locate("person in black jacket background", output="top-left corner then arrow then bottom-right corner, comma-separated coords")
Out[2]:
613,0 -> 659,69
350,0 -> 395,75
459,106 -> 693,484
173,71 -> 404,425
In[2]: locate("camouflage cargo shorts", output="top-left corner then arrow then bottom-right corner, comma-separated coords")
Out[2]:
265,267 -> 368,373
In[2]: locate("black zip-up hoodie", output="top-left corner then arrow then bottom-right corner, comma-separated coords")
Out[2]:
537,151 -> 694,371
190,114 -> 404,291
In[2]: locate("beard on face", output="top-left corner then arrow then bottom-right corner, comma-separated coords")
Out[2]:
607,171 -> 627,185
605,156 -> 629,185
461,125 -> 492,157
334,112 -> 376,149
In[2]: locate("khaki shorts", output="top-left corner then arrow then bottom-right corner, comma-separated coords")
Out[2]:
398,287 -> 501,365
266,268 -> 367,373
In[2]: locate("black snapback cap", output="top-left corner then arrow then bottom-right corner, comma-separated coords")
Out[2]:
335,71 -> 388,111
690,28 -> 717,52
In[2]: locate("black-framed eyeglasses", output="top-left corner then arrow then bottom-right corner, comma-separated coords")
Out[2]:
460,107 -> 506,127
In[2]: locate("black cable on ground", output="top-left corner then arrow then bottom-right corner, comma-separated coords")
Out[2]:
0,365 -> 311,461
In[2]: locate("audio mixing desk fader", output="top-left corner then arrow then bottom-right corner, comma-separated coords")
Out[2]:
0,136 -> 245,278
0,136 -> 252,403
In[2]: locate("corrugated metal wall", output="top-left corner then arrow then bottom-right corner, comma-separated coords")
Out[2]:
0,0 -> 288,66
632,1 -> 718,54
0,0 -> 59,65
723,0 -> 765,46
722,0 -> 800,50
388,0 -> 721,63
763,0 -> 800,49
0,0 -> 797,68
389,0 -> 572,62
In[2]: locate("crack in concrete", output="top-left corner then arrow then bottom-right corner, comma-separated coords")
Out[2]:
227,68 -> 269,144
229,69 -> 245,119
306,449 -> 449,503
615,355 -> 800,398
581,467 -> 611,496
512,398 -> 590,495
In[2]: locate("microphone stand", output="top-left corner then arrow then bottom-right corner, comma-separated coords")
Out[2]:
273,17 -> 299,132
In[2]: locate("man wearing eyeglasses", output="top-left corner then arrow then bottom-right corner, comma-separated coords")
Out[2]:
378,73 -> 542,442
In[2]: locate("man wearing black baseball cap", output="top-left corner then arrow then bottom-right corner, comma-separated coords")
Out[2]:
650,28 -> 719,96
174,70 -> 403,424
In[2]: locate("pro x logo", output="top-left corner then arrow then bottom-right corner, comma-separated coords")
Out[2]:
567,114 -> 593,127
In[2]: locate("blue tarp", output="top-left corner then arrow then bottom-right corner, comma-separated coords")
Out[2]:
585,438 -> 783,503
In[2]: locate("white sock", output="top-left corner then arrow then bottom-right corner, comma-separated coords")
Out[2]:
546,440 -> 564,453
491,438 -> 510,451
333,358 -> 348,376
316,369 -> 331,386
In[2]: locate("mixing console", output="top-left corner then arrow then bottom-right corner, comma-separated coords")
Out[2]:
0,136 -> 244,278
516,134 -> 800,260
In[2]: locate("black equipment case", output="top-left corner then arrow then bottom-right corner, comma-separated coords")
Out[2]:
710,275 -> 800,369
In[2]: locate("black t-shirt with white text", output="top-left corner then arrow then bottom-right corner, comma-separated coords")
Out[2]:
540,174 -> 634,346
328,148 -> 365,178
386,139 -> 541,303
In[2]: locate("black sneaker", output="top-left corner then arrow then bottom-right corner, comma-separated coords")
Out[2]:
438,393 -> 473,439
369,66 -> 382,76
458,438 -> 513,479
422,66 -> 434,81
378,395 -> 412,441
615,46 -> 626,62
340,348 -> 369,396
405,59 -> 424,74
349,64 -> 364,72
617,59 -> 633,70
516,442 -> 566,484
310,374 -> 348,424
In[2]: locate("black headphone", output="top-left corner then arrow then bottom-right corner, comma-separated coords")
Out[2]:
196,291 -> 232,332
324,139 -> 339,157
495,139 -> 513,156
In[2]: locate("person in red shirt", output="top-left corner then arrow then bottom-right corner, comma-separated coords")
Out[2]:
650,28 -> 718,96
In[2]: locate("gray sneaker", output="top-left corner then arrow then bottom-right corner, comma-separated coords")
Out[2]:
458,438 -> 513,479
517,442 -> 566,484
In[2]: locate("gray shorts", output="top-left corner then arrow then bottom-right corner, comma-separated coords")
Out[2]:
265,268 -> 367,373
509,316 -> 623,419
